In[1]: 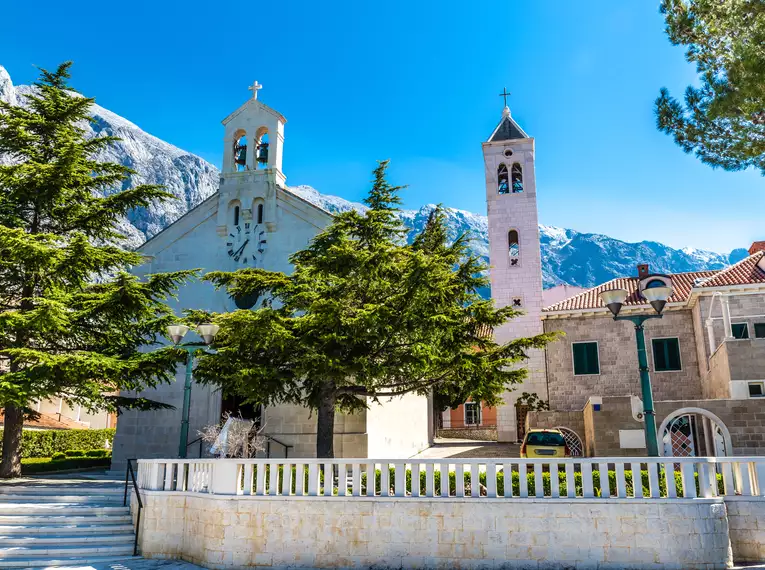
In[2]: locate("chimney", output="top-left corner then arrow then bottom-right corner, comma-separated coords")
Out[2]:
637,264 -> 650,278
749,241 -> 765,256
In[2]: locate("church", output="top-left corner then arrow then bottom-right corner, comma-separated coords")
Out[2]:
110,85 -> 431,472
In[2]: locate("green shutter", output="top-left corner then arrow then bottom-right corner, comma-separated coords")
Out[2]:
754,323 -> 765,339
573,342 -> 599,375
652,338 -> 681,371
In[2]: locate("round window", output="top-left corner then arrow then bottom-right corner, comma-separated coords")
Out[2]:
503,149 -> 513,158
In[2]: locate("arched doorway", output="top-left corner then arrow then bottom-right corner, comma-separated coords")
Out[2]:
658,408 -> 732,457
554,426 -> 584,457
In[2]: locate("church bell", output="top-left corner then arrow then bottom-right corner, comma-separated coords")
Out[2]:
257,142 -> 269,165
234,144 -> 247,166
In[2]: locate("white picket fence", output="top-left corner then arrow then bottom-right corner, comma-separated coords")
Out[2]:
136,457 -> 765,500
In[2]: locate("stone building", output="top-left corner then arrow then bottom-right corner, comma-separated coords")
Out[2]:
110,86 -> 430,472
532,243 -> 765,457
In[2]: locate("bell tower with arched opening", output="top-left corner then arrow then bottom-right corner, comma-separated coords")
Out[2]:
483,97 -> 546,443
216,81 -> 286,265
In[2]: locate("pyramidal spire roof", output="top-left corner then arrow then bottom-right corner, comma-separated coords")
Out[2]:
488,106 -> 529,142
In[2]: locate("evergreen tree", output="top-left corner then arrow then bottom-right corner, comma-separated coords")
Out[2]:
0,63 -> 192,477
655,0 -> 765,174
194,161 -> 557,458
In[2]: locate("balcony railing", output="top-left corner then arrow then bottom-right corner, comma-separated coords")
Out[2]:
135,456 -> 765,500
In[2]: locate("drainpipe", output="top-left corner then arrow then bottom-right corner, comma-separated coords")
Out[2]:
721,295 -> 733,340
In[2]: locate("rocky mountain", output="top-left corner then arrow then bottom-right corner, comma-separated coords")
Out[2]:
0,65 -> 741,290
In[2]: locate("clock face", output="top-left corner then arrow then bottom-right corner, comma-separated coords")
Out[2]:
226,223 -> 267,266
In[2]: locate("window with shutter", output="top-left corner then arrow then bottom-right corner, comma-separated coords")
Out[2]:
652,338 -> 681,372
572,342 -> 599,375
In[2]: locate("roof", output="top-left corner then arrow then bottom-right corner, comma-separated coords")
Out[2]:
543,270 -> 717,313
696,250 -> 765,288
0,410 -> 87,430
488,112 -> 529,142
542,250 -> 765,314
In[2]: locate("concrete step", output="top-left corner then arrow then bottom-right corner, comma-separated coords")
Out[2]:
0,554 -> 139,568
0,533 -> 133,547
0,486 -> 122,496
0,524 -> 134,536
0,495 -> 123,504
0,504 -> 128,517
0,544 -> 134,559
0,515 -> 132,526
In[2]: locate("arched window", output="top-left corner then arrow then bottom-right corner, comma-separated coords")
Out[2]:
498,164 -> 509,194
233,206 -> 240,227
255,127 -> 269,169
233,130 -> 248,171
257,203 -> 264,224
511,163 -> 523,193
508,230 -> 520,265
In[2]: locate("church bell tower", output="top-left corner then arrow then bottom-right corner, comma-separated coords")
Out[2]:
216,81 -> 287,279
483,94 -> 547,443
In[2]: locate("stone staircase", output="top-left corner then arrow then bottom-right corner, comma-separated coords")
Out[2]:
0,478 -> 138,568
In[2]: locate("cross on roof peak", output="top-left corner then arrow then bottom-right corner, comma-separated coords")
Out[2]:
498,88 -> 511,108
248,81 -> 263,100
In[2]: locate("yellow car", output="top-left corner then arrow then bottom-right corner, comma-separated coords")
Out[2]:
520,428 -> 569,458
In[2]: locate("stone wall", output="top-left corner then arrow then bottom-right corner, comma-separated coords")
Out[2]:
526,410 -> 585,448
135,491 -> 733,569
700,293 -> 765,362
437,428 -> 498,441
543,310 -> 703,412
704,342 -> 732,399
726,498 -> 765,562
727,339 -> 765,381
583,396 -> 765,457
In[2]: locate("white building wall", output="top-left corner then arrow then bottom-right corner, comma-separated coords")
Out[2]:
366,393 -> 430,458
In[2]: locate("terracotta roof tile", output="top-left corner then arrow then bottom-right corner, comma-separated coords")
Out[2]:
543,270 -> 718,313
697,250 -> 765,288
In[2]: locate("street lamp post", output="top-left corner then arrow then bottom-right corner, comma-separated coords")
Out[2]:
598,285 -> 673,457
167,323 -> 220,458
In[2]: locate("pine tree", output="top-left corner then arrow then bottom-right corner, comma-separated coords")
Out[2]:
194,161 -> 558,458
655,0 -> 765,174
0,63 -> 193,478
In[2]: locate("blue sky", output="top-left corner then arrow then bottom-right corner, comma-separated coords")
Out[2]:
1,0 -> 762,253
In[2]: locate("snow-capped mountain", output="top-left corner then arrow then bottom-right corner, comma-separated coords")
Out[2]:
0,65 -> 740,290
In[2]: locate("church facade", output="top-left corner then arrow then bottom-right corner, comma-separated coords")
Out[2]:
110,88 -> 430,472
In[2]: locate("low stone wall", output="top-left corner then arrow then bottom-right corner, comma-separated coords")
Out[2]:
135,492 -> 733,569
437,427 -> 498,441
726,497 -> 765,562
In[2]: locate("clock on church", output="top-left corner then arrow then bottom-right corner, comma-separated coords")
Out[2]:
226,223 -> 267,266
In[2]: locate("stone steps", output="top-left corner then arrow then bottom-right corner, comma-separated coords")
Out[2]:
0,477 -> 137,568
0,554 -> 140,568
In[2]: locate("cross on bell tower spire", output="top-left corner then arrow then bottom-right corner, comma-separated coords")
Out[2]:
498,87 -> 511,108
248,80 -> 263,100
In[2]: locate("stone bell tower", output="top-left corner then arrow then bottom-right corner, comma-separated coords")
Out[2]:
483,96 -> 547,443
216,81 -> 286,245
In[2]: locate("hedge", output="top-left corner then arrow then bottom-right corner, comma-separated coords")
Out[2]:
251,466 -> 722,498
21,456 -> 112,475
0,428 -> 115,458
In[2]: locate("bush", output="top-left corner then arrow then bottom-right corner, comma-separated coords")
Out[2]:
51,452 -> 66,461
85,449 -> 110,458
64,449 -> 86,457
21,456 -> 112,475
0,428 -> 115,458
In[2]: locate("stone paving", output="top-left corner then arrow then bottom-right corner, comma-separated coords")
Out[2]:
38,560 -> 204,570
411,437 -> 521,459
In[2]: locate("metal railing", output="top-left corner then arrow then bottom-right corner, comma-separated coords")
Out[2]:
123,458 -> 143,556
135,456 -> 765,500
265,435 -> 293,458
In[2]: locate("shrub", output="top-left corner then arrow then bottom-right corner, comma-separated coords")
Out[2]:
21,456 -> 111,475
51,452 -> 66,461
85,449 -> 110,458
0,428 -> 116,458
64,449 -> 86,457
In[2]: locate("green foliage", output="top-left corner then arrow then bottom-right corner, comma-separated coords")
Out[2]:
515,392 -> 550,411
0,428 -> 115,458
194,161 -> 558,457
655,0 -> 765,174
51,452 -> 66,460
85,449 -> 109,458
64,449 -> 85,457
0,61 -> 193,477
21,456 -> 111,474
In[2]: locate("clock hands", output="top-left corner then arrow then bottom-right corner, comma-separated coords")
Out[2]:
232,239 -> 249,262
